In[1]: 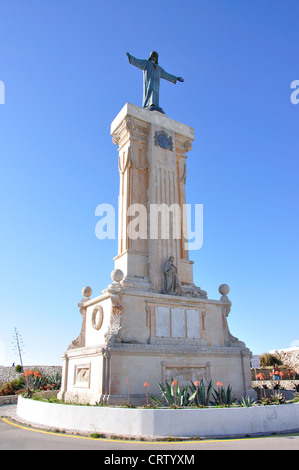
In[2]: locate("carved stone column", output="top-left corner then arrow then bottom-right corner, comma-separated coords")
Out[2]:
111,104 -> 195,292
112,115 -> 149,256
112,111 -> 151,289
175,134 -> 194,285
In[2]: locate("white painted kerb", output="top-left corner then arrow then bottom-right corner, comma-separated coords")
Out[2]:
17,396 -> 299,438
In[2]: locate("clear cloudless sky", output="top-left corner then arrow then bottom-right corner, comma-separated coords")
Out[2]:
0,0 -> 298,366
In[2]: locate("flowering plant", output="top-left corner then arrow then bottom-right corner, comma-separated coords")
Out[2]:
189,378 -> 212,407
256,373 -> 264,381
21,369 -> 42,398
144,382 -> 150,406
19,369 -> 61,398
150,379 -> 190,407
212,382 -> 235,407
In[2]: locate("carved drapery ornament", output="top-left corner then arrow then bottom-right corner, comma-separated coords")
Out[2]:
119,146 -> 148,174
104,293 -> 123,344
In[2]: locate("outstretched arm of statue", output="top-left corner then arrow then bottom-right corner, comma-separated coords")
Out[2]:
125,52 -> 147,71
160,67 -> 184,85
159,67 -> 178,84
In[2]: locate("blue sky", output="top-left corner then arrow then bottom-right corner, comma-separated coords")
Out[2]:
0,0 -> 298,365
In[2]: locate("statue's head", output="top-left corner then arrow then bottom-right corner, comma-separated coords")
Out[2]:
148,51 -> 159,64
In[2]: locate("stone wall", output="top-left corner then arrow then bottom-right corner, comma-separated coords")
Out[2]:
0,395 -> 18,405
252,380 -> 299,390
251,367 -> 294,381
272,349 -> 299,373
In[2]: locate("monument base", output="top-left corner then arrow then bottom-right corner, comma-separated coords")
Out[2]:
58,287 -> 255,405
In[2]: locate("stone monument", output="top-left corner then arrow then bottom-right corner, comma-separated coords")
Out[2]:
58,52 -> 255,404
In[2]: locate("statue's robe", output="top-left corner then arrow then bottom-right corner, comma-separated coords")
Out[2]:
163,260 -> 178,294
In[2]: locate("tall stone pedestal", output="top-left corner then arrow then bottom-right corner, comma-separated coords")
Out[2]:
59,104 -> 255,404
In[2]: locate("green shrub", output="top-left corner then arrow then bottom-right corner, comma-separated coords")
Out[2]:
0,369 -> 62,397
0,376 -> 24,396
259,353 -> 282,367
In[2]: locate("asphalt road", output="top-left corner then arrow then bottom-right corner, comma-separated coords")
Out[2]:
1,405 -> 299,451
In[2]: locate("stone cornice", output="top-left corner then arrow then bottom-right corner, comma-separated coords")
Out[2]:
107,342 -> 251,356
111,103 -> 194,143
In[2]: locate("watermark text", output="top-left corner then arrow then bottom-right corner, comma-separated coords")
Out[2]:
0,81 -> 5,104
95,202 -> 203,251
290,80 -> 299,105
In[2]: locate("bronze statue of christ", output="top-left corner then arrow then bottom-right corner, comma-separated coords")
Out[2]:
126,51 -> 184,114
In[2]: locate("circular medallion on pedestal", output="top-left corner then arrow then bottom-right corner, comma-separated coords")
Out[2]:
91,305 -> 104,330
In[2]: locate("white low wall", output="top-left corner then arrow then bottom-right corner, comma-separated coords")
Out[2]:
17,396 -> 299,439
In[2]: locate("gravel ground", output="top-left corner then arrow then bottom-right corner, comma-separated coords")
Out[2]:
0,404 -> 17,417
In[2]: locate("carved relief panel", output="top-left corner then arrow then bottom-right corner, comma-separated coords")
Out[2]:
147,303 -> 205,341
161,361 -> 211,386
74,364 -> 91,389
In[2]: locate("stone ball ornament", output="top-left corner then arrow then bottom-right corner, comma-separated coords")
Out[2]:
81,286 -> 93,300
111,269 -> 124,283
218,284 -> 230,296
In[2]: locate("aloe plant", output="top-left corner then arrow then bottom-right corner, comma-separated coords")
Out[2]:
150,379 -> 190,407
188,379 -> 212,407
211,384 -> 235,407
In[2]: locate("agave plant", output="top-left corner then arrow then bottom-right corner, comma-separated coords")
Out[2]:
188,379 -> 212,407
238,396 -> 257,407
150,379 -> 190,407
260,391 -> 286,406
270,391 -> 286,405
47,372 -> 62,390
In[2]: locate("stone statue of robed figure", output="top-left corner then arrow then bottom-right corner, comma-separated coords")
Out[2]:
162,256 -> 179,295
126,51 -> 184,114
